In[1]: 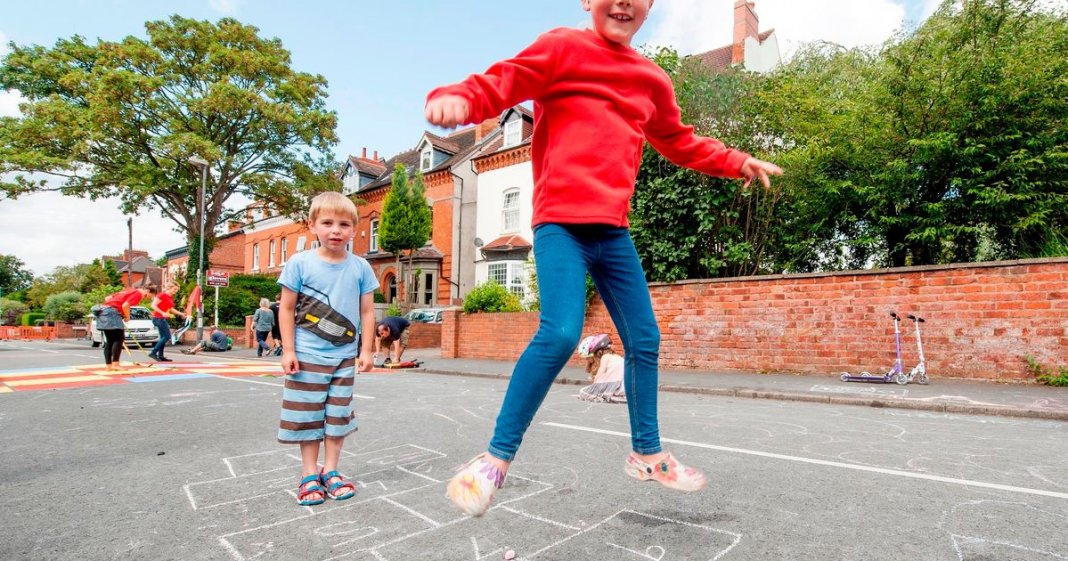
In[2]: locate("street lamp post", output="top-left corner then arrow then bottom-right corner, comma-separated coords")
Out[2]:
188,155 -> 209,341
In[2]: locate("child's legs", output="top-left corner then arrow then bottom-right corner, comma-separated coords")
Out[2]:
278,353 -> 341,444
323,358 -> 357,458
589,229 -> 662,455
299,441 -> 321,476
151,319 -> 170,356
488,224 -> 591,462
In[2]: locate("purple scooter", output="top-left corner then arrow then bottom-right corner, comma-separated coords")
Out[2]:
841,312 -> 909,385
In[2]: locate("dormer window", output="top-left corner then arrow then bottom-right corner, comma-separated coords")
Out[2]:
503,119 -> 521,148
420,145 -> 433,171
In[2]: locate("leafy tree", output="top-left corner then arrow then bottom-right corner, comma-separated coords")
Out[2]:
0,298 -> 29,325
631,48 -> 786,280
0,254 -> 33,295
754,0 -> 1067,269
0,15 -> 339,259
102,259 -> 123,286
378,164 -> 431,305
83,284 -> 123,310
42,290 -> 87,323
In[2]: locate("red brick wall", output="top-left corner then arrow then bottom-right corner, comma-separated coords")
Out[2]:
407,322 -> 441,349
442,258 -> 1068,381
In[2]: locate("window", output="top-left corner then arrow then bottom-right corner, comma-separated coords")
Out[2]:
488,262 -> 526,298
281,237 -> 288,264
345,240 -> 352,254
503,118 -> 521,148
369,219 -> 379,252
296,236 -> 307,252
310,240 -> 320,250
268,239 -> 276,268
408,271 -> 436,306
252,243 -> 260,270
420,146 -> 433,171
387,274 -> 397,304
502,189 -> 520,232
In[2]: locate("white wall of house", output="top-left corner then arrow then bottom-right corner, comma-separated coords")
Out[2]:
474,160 -> 535,302
744,33 -> 780,73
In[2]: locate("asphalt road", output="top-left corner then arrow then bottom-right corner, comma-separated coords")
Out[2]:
1,340 -> 1066,560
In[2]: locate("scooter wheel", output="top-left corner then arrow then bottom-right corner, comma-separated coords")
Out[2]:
917,373 -> 929,385
840,373 -> 850,382
895,372 -> 909,385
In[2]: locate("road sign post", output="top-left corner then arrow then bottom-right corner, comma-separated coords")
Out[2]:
205,271 -> 230,328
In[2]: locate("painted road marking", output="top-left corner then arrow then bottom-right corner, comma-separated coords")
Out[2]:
543,422 -> 1068,501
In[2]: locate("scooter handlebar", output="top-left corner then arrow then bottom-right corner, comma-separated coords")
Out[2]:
907,314 -> 925,322
889,312 -> 898,319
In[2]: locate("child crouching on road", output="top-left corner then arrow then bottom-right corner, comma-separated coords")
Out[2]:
277,192 -> 379,506
577,334 -> 626,403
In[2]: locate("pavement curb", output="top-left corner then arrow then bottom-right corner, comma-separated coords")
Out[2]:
418,368 -> 1068,422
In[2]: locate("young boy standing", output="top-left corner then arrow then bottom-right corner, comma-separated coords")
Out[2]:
427,0 -> 782,516
277,192 -> 379,506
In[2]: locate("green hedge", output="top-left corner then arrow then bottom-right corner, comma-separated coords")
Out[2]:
21,312 -> 45,326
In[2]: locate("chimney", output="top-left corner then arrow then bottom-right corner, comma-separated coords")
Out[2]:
733,1 -> 759,65
362,147 -> 367,159
373,150 -> 379,161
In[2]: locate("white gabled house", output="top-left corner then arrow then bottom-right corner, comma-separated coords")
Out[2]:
470,106 -> 537,304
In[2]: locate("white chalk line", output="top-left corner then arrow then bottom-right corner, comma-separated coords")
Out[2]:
543,422 -> 1068,501
207,374 -> 374,399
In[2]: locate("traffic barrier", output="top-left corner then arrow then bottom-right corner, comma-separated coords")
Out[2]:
0,326 -> 58,341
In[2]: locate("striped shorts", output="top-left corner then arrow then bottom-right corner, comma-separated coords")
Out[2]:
277,353 -> 357,443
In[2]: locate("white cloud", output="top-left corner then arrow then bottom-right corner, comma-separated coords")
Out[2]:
0,191 -> 185,277
646,0 -> 907,58
0,89 -> 24,118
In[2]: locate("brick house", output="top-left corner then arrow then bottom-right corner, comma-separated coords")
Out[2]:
103,249 -> 164,288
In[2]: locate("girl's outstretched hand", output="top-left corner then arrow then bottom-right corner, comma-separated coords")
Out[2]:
740,157 -> 783,190
425,95 -> 470,128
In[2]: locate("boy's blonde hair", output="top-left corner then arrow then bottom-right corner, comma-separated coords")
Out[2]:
308,191 -> 358,225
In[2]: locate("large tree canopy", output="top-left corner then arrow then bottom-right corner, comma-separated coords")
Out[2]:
631,0 -> 1066,279
0,15 -> 340,256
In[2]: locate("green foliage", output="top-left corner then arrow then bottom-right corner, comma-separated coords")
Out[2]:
102,260 -> 123,286
524,255 -> 596,311
0,15 -> 339,252
42,290 -> 88,323
373,291 -> 386,304
386,303 -> 402,317
24,262 -> 122,308
21,312 -> 45,326
632,48 -> 785,280
228,273 -> 281,299
378,164 -> 432,305
1025,356 -> 1068,387
750,0 -> 1067,269
203,287 -> 259,328
0,298 -> 29,325
82,284 -> 124,310
0,254 -> 33,294
463,281 -> 522,314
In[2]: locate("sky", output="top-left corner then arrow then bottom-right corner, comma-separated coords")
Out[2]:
0,0 -> 944,278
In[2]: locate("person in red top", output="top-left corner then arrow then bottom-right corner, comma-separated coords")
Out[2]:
148,283 -> 185,362
95,284 -> 157,371
428,0 -> 782,516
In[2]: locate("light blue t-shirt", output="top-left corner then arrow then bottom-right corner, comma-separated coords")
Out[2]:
277,250 -> 379,359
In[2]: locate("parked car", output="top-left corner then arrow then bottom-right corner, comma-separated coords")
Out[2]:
89,306 -> 160,348
403,307 -> 455,324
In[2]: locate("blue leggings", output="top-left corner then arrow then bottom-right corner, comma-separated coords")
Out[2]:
488,224 -> 662,462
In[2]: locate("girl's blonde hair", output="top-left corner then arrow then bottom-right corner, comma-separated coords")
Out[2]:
308,191 -> 358,225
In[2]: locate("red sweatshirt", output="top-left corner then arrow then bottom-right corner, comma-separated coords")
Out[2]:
428,27 -> 751,228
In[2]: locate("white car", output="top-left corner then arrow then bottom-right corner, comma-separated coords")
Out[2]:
90,306 -> 160,347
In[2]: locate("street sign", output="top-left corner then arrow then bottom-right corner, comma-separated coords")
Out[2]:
206,270 -> 230,287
